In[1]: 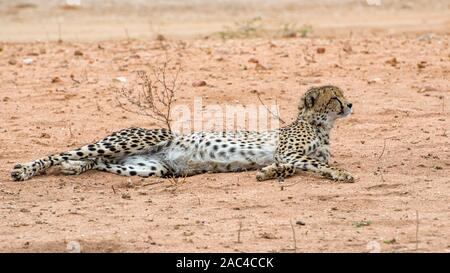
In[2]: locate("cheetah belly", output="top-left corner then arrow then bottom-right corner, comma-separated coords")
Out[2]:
158,131 -> 278,175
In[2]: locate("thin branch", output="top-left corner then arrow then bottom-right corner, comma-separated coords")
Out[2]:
378,138 -> 388,161
282,180 -> 302,188
290,219 -> 297,253
415,210 -> 419,251
237,221 -> 243,244
255,92 -> 286,124
377,136 -> 397,161
115,60 -> 181,132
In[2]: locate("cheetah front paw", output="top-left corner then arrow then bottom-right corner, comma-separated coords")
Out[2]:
256,166 -> 276,181
329,169 -> 354,183
10,164 -> 34,182
256,170 -> 267,181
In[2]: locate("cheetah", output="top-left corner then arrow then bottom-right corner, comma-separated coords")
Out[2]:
11,85 -> 354,183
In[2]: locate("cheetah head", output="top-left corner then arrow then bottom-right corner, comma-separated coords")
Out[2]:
297,85 -> 352,127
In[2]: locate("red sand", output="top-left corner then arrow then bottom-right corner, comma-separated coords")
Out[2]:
0,1 -> 449,252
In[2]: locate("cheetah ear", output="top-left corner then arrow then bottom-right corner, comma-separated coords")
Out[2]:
299,87 -> 320,111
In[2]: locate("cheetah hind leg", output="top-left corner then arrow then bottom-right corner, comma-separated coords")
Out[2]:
11,127 -> 172,181
94,160 -> 172,178
11,158 -> 97,181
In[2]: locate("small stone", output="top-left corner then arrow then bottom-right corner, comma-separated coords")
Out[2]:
192,80 -> 207,87
8,59 -> 17,65
114,77 -> 127,83
385,57 -> 399,67
367,77 -> 382,84
383,238 -> 397,244
155,34 -> 166,41
417,61 -> 427,69
296,220 -> 306,226
121,193 -> 131,200
417,86 -> 438,93
255,63 -> 268,70
343,43 -> 353,53
22,58 -> 33,65
316,47 -> 326,54
260,232 -> 278,239
417,33 -> 433,42
40,133 -> 51,139
248,58 -> 259,63
51,77 -> 62,83
74,50 -> 83,56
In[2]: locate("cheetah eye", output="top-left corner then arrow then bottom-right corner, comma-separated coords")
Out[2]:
329,97 -> 344,113
330,97 -> 341,104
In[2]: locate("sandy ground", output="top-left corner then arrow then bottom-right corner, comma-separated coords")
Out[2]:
0,1 -> 449,253
1,0 -> 450,41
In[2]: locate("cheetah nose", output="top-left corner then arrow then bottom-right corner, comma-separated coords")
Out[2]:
347,103 -> 352,108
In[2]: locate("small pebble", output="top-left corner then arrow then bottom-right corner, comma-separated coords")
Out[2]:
114,77 -> 127,83
22,58 -> 34,65
192,80 -> 207,87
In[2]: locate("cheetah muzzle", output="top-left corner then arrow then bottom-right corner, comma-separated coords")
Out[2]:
11,85 -> 354,183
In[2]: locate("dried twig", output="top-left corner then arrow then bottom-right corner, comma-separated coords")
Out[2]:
380,172 -> 385,183
70,74 -> 81,85
378,138 -> 388,161
255,92 -> 286,124
116,60 -> 181,131
282,181 -> 302,188
290,219 -> 297,253
192,193 -> 201,206
165,174 -> 188,193
67,123 -> 74,139
83,68 -> 89,83
142,180 -> 165,187
378,136 -> 398,161
237,221 -> 243,243
415,210 -> 419,251
111,185 -> 116,194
